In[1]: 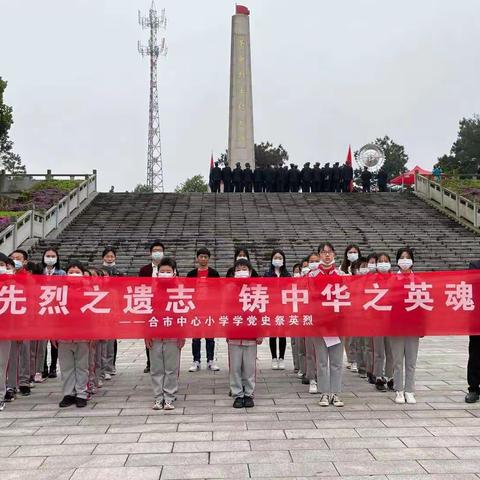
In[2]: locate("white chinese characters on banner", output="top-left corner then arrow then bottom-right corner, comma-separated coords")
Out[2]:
321,284 -> 351,313
123,285 -> 153,314
404,282 -> 433,312
0,285 -> 27,315
445,282 -> 475,312
39,286 -> 69,315
165,285 -> 196,314
81,285 -> 111,314
363,283 -> 392,312
239,284 -> 269,313
281,285 -> 309,313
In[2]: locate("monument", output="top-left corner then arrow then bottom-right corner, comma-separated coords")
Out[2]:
227,5 -> 255,168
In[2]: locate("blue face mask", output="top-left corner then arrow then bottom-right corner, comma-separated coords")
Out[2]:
13,260 -> 23,269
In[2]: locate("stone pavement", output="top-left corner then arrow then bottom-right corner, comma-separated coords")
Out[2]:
1,336 -> 480,480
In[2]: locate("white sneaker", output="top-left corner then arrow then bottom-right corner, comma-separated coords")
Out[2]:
34,373 -> 44,383
271,359 -> 279,370
111,368 -> 117,375
309,380 -> 318,394
331,394 -> 344,407
350,362 -> 358,373
296,370 -> 304,378
395,391 -> 406,404
318,393 -> 330,407
207,360 -> 220,371
0,401 -> 5,411
152,400 -> 163,410
405,392 -> 416,404
104,373 -> 112,381
163,402 -> 175,411
278,359 -> 285,370
189,361 -> 200,372
345,362 -> 352,370
97,379 -> 104,388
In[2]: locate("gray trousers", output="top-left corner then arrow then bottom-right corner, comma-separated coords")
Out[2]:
30,340 -> 47,374
390,336 -> 420,392
58,342 -> 89,399
373,337 -> 393,379
305,337 -> 316,381
297,337 -> 306,373
291,338 -> 300,371
7,341 -> 30,389
347,337 -> 361,364
149,340 -> 180,403
0,341 -> 11,401
358,337 -> 373,372
313,338 -> 344,394
228,344 -> 257,398
105,340 -> 116,374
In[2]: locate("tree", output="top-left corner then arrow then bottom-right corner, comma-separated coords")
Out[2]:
133,184 -> 154,193
0,77 -> 25,174
218,142 -> 289,168
436,115 -> 480,174
174,175 -> 208,193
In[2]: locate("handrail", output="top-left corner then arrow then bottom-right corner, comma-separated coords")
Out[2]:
414,173 -> 479,230
0,173 -> 97,254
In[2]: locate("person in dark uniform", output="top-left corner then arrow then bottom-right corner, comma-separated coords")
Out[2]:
312,163 -> 322,192
377,167 -> 388,192
264,164 -> 274,192
289,164 -> 301,192
232,163 -> 244,193
243,163 -> 254,193
301,163 -> 312,193
210,162 -> 222,193
342,162 -> 354,192
467,259 -> 480,403
322,163 -> 331,193
254,165 -> 263,192
275,165 -> 284,192
361,166 -> 372,193
222,164 -> 232,192
283,165 -> 290,192
332,162 -> 341,192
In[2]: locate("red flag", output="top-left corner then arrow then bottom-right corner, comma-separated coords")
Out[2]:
346,145 -> 353,192
210,152 -> 214,170
236,5 -> 250,15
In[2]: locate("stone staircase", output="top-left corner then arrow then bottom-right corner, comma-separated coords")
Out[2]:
31,192 -> 480,275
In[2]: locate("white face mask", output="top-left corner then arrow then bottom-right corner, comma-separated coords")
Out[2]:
68,272 -> 83,277
5,269 -> 14,275
272,259 -> 283,268
236,256 -> 248,261
158,271 -> 174,278
235,270 -> 250,278
368,263 -> 377,272
0,266 -> 7,275
308,262 -> 320,271
293,272 -> 301,278
152,251 -> 164,262
301,267 -> 310,276
44,257 -> 57,267
319,259 -> 336,267
103,261 -> 115,267
377,262 -> 391,273
358,267 -> 370,275
398,258 -> 413,270
13,260 -> 23,269
347,253 -> 359,263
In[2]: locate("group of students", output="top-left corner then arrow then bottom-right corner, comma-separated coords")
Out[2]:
1,241 -> 419,412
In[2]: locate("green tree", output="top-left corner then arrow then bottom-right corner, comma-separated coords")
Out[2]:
218,142 -> 289,168
0,77 -> 25,174
133,184 -> 154,193
174,175 -> 208,193
436,115 -> 480,174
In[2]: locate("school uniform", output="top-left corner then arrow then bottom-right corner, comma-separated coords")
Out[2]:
291,338 -> 300,371
0,341 -> 12,403
228,339 -> 260,399
7,340 -> 31,391
373,337 -> 393,381
58,341 -> 90,400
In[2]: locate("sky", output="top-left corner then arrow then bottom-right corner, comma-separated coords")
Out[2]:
1,0 -> 480,192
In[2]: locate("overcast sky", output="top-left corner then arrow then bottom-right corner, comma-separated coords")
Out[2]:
1,0 -> 480,192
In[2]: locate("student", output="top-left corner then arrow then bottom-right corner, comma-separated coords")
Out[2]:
296,258 -> 310,381
228,259 -> 263,408
139,240 -> 166,373
291,263 -> 302,373
390,247 -> 419,404
56,261 -> 90,408
364,253 -> 378,384
310,243 -> 345,407
263,249 -> 291,370
0,254 -> 13,411
372,253 -> 394,393
146,257 -> 185,411
225,247 -> 259,278
187,247 -> 220,372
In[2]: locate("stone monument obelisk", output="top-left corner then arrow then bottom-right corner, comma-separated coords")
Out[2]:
227,5 -> 255,168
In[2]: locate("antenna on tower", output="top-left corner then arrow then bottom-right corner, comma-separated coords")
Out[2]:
138,2 -> 167,193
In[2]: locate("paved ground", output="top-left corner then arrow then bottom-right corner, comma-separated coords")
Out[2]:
1,337 -> 480,479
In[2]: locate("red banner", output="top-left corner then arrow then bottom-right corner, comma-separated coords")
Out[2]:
0,271 -> 479,340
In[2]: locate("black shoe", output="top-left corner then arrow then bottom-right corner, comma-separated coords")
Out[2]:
19,386 -> 31,396
465,392 -> 480,404
375,379 -> 387,392
76,397 -> 87,408
233,397 -> 244,408
243,396 -> 254,408
387,379 -> 394,391
367,373 -> 376,385
4,389 -> 15,402
59,395 -> 76,408
48,369 -> 57,379
301,376 -> 309,385
42,370 -> 49,379
144,366 -> 150,373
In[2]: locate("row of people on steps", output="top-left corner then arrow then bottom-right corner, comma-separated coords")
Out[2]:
209,161 -> 390,193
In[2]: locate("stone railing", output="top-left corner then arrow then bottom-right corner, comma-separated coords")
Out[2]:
0,172 -> 97,254
415,173 -> 480,230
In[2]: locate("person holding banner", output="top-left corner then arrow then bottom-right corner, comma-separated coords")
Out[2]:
146,257 -> 185,411
228,259 -> 263,408
296,258 -> 310,383
310,243 -> 345,407
467,259 -> 480,403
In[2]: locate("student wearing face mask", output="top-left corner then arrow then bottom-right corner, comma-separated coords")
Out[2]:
291,263 -> 302,374
55,261 -> 90,408
139,240 -> 166,373
390,247 -> 419,405
264,249 -> 291,370
363,253 -> 378,384
372,253 -> 394,393
296,258 -> 310,382
228,259 -> 263,408
146,257 -> 185,411
226,247 -> 259,278
187,248 -> 220,373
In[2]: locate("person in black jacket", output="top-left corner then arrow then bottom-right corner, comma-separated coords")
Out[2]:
289,164 -> 301,192
377,167 -> 388,192
264,165 -> 274,192
225,247 -> 259,277
341,162 -> 354,193
210,162 -> 222,193
253,165 -> 263,192
222,164 -> 233,193
332,162 -> 341,192
301,163 -> 312,193
186,247 -> 220,372
361,166 -> 372,193
243,163 -> 254,193
232,163 -> 244,192
282,165 -> 290,192
322,163 -> 331,192
466,259 -> 480,403
275,165 -> 284,192
312,163 -> 322,192
264,249 -> 291,370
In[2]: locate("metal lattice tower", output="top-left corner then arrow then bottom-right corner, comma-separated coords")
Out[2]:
138,2 -> 167,192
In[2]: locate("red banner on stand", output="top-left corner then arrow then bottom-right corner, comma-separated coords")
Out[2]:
0,271 -> 479,340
